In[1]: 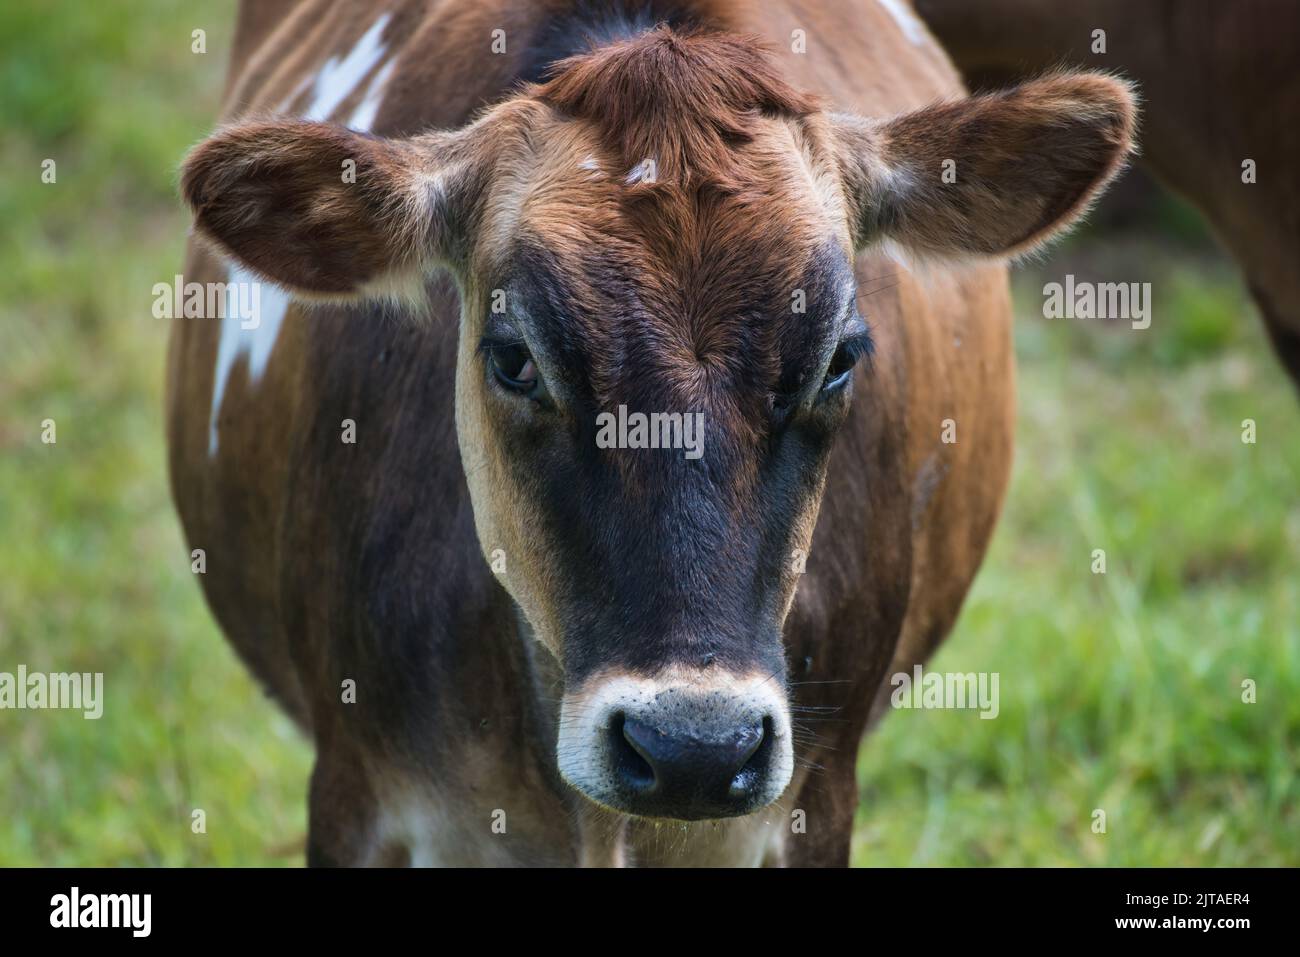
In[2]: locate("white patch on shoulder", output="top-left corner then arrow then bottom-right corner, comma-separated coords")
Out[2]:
350,58 -> 398,130
877,0 -> 930,46
303,13 -> 393,122
207,13 -> 397,456
208,266 -> 290,455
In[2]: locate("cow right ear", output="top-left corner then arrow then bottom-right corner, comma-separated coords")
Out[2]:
181,118 -> 481,301
833,72 -> 1138,259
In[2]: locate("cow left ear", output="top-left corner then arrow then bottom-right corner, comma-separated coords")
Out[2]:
181,118 -> 484,301
833,72 -> 1137,258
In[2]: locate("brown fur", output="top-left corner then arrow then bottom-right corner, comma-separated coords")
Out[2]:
536,26 -> 819,194
183,120 -> 433,294
837,70 -> 1136,255
169,0 -> 1132,866
914,0 -> 1300,386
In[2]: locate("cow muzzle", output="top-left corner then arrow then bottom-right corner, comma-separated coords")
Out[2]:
557,669 -> 794,821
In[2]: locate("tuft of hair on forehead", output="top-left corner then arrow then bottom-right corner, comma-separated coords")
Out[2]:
535,26 -> 818,196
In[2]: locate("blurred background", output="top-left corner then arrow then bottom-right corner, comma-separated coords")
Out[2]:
0,0 -> 1296,865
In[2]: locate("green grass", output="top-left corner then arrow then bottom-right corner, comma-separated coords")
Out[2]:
852,250 -> 1300,866
0,0 -> 313,866
2,0 -> 1296,867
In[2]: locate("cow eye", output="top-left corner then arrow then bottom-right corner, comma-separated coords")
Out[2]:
821,332 -> 873,393
488,342 -> 539,393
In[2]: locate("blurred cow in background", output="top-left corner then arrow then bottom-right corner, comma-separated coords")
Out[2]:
914,0 -> 1300,387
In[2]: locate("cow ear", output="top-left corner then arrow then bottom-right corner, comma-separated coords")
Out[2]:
181,118 -> 477,300
834,72 -> 1137,258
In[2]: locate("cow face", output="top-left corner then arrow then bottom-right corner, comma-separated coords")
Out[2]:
182,29 -> 1133,821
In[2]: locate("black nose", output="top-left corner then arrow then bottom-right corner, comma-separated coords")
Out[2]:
611,713 -> 772,819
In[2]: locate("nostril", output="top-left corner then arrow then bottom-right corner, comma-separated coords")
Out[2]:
611,712 -> 656,792
729,715 -> 774,799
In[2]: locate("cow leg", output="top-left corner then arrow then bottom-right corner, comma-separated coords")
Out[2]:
782,753 -> 859,867
305,743 -> 384,867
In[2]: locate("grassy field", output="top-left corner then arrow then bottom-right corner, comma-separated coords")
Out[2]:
854,248 -> 1300,865
1,1 -> 1296,866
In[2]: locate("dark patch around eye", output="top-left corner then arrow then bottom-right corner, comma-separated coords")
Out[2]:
825,330 -> 874,383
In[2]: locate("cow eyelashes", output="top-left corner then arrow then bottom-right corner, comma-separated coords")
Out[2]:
481,328 -> 870,403
484,340 -> 540,394
821,332 -> 873,393
769,328 -> 873,422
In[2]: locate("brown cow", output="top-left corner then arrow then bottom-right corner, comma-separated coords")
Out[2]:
914,0 -> 1300,385
168,0 -> 1133,866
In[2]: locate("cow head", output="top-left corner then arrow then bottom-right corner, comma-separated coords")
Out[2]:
182,28 -> 1134,821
